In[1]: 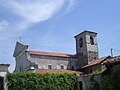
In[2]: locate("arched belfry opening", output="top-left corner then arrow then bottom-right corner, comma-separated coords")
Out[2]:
90,36 -> 94,45
80,38 -> 83,48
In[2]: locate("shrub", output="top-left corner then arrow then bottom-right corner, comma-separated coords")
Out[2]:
89,75 -> 100,90
6,72 -> 78,90
101,67 -> 112,77
90,69 -> 101,75
101,75 -> 116,90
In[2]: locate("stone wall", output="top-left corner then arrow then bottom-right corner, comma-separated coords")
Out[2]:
14,52 -> 31,72
29,55 -> 77,70
77,74 -> 101,90
83,64 -> 103,74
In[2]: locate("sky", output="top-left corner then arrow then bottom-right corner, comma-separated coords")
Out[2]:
0,0 -> 120,72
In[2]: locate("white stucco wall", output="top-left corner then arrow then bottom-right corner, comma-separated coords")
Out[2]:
14,52 -> 31,72
0,64 -> 10,90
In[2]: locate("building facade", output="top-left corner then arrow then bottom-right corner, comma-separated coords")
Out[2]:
0,64 -> 10,90
13,31 -> 99,72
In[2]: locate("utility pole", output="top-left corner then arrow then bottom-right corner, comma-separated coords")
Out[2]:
111,48 -> 113,57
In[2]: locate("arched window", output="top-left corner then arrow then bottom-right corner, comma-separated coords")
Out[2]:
60,65 -> 64,69
80,38 -> 83,48
79,81 -> 83,90
0,76 -> 4,90
90,36 -> 94,45
48,64 -> 52,69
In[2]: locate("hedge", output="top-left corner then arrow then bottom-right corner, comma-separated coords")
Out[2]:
101,75 -> 116,90
89,75 -> 100,90
6,72 -> 78,90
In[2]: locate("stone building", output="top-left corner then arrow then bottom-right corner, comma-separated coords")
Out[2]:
0,64 -> 10,90
13,31 -> 99,72
81,56 -> 111,74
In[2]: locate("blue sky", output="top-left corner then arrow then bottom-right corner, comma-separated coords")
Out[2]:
0,0 -> 120,72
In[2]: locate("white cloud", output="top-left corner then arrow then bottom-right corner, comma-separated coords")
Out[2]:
4,0 -> 64,23
68,0 -> 77,9
0,0 -> 77,31
64,0 -> 79,14
0,0 -> 67,40
0,0 -> 78,42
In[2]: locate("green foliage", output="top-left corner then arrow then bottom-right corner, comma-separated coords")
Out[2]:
6,72 -> 78,90
89,75 -> 100,90
90,69 -> 101,75
101,75 -> 116,90
101,67 -> 112,77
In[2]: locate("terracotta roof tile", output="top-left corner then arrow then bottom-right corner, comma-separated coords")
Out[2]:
103,56 -> 120,65
27,50 -> 75,58
0,64 -> 10,66
82,56 -> 111,68
35,69 -> 82,74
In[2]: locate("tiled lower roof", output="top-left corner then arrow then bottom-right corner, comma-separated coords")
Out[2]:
35,69 -> 82,74
0,64 -> 10,66
82,56 -> 111,68
103,56 -> 120,65
27,50 -> 75,58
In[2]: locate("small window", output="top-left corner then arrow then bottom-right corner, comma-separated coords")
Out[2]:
80,38 -> 83,48
60,65 -> 64,69
94,57 -> 97,60
20,66 -> 22,72
79,81 -> 83,90
48,65 -> 52,69
71,66 -> 74,70
19,65 -> 23,72
90,36 -> 94,45
34,64 -> 38,69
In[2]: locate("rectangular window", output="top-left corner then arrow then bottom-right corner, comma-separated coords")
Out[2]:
48,65 -> 52,69
71,66 -> 74,70
60,65 -> 64,69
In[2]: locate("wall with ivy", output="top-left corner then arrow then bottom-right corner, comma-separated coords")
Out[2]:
77,74 -> 101,90
101,66 -> 118,90
6,72 -> 78,90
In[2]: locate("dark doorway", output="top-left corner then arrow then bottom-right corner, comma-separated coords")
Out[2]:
0,77 -> 4,90
79,81 -> 83,90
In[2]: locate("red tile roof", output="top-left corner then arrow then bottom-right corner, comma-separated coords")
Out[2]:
103,56 -> 120,65
82,56 -> 111,68
27,50 -> 75,58
35,69 -> 82,74
0,64 -> 10,66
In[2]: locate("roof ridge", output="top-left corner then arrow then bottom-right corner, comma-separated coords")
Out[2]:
82,56 -> 111,69
27,50 -> 76,58
27,50 -> 75,55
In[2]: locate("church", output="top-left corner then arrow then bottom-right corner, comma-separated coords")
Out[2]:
13,31 -> 101,73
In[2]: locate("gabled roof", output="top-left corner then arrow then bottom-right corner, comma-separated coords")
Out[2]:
103,56 -> 120,66
74,30 -> 97,38
82,56 -> 111,69
35,69 -> 82,74
27,50 -> 75,58
13,41 -> 28,57
0,64 -> 10,66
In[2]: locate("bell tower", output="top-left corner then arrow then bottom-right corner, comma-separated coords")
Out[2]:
74,31 -> 99,68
